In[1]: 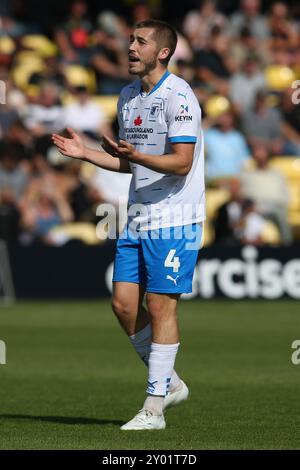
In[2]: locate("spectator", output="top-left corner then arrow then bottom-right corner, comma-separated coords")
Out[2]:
91,14 -> 131,95
0,13 -> 27,38
176,60 -> 199,88
0,188 -> 20,242
0,73 -> 23,137
64,86 -> 112,138
229,54 -> 266,113
23,83 -> 65,137
242,89 -> 285,155
65,160 -> 102,223
228,0 -> 270,40
183,0 -> 227,51
268,2 -> 298,50
214,178 -> 244,245
229,26 -> 271,70
169,32 -> 194,69
239,198 -> 265,246
205,110 -> 251,181
280,87 -> 300,156
194,25 -> 235,94
240,144 -> 292,244
20,189 -> 73,244
0,143 -> 28,200
29,56 -> 66,90
54,0 -> 93,65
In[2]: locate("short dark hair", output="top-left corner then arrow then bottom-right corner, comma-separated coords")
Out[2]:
135,19 -> 177,65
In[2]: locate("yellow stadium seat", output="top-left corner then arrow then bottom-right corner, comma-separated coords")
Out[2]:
288,182 -> 300,211
206,188 -> 230,220
63,65 -> 96,93
49,223 -> 104,245
11,63 -> 45,90
288,212 -> 300,226
265,65 -> 296,91
91,95 -> 118,121
0,36 -> 15,54
293,64 -> 300,80
204,95 -> 231,118
15,50 -> 45,67
269,157 -> 300,228
21,35 -> 58,57
60,93 -> 118,122
261,220 -> 281,245
270,157 -> 300,180
202,221 -> 215,247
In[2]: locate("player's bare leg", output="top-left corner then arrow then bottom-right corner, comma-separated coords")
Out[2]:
146,292 -> 180,344
111,281 -> 148,336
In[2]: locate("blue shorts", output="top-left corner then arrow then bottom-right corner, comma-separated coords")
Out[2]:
112,223 -> 202,294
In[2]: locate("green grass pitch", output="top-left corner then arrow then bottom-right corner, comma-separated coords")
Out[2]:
0,299 -> 300,450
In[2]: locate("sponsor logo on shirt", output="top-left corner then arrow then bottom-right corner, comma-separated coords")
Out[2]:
125,125 -> 154,140
175,104 -> 193,122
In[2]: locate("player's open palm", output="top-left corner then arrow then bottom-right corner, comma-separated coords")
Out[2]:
52,128 -> 85,159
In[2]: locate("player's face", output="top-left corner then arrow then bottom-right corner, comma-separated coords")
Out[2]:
128,28 -> 161,76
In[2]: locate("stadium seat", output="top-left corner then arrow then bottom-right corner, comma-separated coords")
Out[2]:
287,181 -> 300,211
269,157 -> 300,180
0,36 -> 15,55
204,95 -> 231,118
288,212 -> 300,226
265,65 -> 296,91
206,188 -> 230,220
49,223 -> 105,245
11,62 -> 45,91
20,35 -> 58,57
261,220 -> 281,245
269,157 -> 300,228
91,95 -> 118,122
15,50 -> 45,67
63,65 -> 96,93
202,221 -> 214,247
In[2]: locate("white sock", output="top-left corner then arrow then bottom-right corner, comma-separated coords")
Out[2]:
129,325 -> 181,392
129,323 -> 152,366
146,342 -> 180,397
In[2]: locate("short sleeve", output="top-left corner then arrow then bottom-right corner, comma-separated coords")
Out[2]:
117,94 -> 126,141
166,86 -> 201,144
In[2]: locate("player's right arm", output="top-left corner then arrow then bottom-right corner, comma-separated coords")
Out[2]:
51,128 -> 131,174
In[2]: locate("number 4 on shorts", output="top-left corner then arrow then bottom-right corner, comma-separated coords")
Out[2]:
164,249 -> 180,273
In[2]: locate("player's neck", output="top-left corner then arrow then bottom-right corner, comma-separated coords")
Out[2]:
140,67 -> 169,95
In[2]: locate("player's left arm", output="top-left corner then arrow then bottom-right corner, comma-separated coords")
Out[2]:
102,136 -> 194,176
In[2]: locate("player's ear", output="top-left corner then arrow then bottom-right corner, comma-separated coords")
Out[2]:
158,47 -> 170,62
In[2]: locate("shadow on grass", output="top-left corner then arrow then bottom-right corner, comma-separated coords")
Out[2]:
0,414 -> 124,426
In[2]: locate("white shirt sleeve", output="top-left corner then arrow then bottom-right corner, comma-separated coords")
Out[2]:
117,94 -> 126,141
166,85 -> 201,144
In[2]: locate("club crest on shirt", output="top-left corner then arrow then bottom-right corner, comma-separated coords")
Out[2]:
148,101 -> 163,120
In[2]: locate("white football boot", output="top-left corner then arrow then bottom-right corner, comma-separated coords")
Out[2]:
163,380 -> 189,411
120,409 -> 166,431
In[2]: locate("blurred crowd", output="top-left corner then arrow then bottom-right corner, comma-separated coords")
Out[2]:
0,0 -> 300,246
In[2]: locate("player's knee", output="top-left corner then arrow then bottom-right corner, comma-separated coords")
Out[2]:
111,297 -> 134,320
146,297 -> 167,320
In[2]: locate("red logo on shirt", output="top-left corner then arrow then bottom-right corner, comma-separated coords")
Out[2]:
134,115 -> 143,126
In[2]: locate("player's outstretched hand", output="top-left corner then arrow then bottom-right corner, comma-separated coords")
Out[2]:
102,135 -> 136,160
52,128 -> 86,159
102,135 -> 120,157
